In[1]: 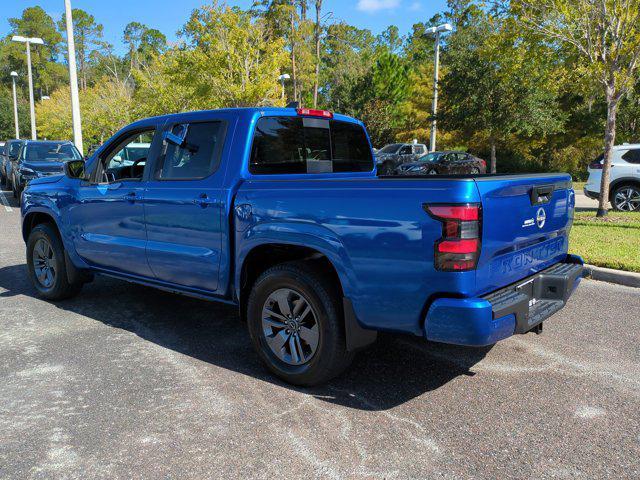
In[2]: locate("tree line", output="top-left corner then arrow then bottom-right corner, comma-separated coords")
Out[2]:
2,0 -> 640,182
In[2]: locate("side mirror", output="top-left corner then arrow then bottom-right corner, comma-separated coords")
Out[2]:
64,159 -> 86,180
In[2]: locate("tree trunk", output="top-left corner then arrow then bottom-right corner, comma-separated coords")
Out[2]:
490,139 -> 496,174
290,7 -> 298,104
300,0 -> 307,20
313,0 -> 322,108
597,87 -> 619,217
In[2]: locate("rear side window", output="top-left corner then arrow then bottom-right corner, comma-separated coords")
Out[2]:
158,121 -> 226,180
622,149 -> 640,164
250,116 -> 373,174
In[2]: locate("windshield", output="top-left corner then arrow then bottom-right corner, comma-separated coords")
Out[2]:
8,142 -> 23,157
418,152 -> 443,162
23,143 -> 82,162
379,143 -> 402,154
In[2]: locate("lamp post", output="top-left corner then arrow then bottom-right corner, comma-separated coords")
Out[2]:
424,23 -> 453,153
278,74 -> 291,101
64,0 -> 84,154
10,71 -> 19,139
11,35 -> 44,140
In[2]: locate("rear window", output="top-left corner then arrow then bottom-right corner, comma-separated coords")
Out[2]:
622,149 -> 640,164
250,116 -> 373,174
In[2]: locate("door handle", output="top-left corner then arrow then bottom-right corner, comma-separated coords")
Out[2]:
123,192 -> 137,203
193,194 -> 218,208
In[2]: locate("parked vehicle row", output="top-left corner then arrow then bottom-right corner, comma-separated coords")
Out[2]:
585,143 -> 640,211
396,151 -> 487,175
375,143 -> 428,175
374,143 -> 487,176
0,140 -> 82,204
21,106 -> 581,386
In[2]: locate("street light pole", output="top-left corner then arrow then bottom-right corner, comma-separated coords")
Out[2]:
424,23 -> 453,153
11,35 -> 44,140
278,74 -> 291,101
64,0 -> 84,154
430,31 -> 440,153
10,71 -> 20,139
25,41 -> 36,140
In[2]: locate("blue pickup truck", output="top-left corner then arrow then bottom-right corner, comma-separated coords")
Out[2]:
21,107 -> 582,385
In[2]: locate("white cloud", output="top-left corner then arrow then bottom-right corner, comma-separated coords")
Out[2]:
409,2 -> 422,11
356,0 -> 401,13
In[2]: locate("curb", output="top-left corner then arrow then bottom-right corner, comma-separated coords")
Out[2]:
583,264 -> 640,288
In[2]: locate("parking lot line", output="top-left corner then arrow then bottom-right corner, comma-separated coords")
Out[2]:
0,190 -> 13,212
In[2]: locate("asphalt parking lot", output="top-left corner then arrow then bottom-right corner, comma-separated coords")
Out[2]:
0,187 -> 639,479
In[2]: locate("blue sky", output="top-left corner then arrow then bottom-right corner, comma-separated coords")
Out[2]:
3,0 -> 447,54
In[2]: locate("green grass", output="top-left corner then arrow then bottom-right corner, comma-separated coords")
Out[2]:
572,181 -> 587,192
570,211 -> 640,272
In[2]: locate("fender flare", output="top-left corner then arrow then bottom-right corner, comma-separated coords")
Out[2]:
22,204 -> 89,270
235,222 -> 358,300
235,223 -> 376,351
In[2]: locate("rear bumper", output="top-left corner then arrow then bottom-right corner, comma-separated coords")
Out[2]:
583,187 -> 600,200
424,255 -> 583,346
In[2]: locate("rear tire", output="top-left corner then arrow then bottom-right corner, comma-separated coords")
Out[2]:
427,168 -> 438,175
611,184 -> 640,212
378,162 -> 394,176
247,262 -> 354,386
26,223 -> 83,300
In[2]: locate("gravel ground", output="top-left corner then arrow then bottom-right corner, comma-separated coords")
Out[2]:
0,187 -> 638,479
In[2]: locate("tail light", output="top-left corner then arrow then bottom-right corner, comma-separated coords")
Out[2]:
424,203 -> 482,271
297,108 -> 333,119
588,160 -> 603,170
480,159 -> 486,170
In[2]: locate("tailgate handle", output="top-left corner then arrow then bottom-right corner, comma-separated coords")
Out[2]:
530,184 -> 554,205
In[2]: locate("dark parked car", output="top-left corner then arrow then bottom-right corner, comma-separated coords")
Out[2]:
396,151 -> 487,175
1,139 -> 25,187
10,140 -> 82,202
375,142 -> 428,175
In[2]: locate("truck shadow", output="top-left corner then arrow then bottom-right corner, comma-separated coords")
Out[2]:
0,263 -> 491,411
0,186 -> 20,209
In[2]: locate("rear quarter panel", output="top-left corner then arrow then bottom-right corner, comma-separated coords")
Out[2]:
235,178 -> 481,335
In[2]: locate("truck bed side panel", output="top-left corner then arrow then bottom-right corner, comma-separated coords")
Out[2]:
235,178 -> 480,335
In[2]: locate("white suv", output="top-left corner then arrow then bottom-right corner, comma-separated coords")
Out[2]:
585,144 -> 640,211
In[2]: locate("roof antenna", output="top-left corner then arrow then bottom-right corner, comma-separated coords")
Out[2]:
286,101 -> 299,109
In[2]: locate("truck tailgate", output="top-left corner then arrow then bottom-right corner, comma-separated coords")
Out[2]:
474,174 -> 575,295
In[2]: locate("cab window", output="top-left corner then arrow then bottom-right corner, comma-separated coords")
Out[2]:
98,130 -> 155,183
157,122 -> 226,180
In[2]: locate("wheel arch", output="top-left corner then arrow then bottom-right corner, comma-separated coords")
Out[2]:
22,210 -> 61,243
237,241 -> 376,351
609,177 -> 640,200
238,242 -> 348,306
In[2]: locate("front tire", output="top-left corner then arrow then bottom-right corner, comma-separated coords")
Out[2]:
26,223 -> 83,300
378,162 -> 394,176
247,262 -> 353,386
